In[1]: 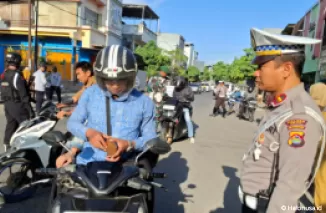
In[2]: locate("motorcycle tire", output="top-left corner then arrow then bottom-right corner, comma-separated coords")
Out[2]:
0,157 -> 38,204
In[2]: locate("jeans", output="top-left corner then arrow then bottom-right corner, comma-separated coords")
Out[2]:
183,108 -> 194,138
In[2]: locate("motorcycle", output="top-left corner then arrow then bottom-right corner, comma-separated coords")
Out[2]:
0,101 -> 69,203
238,97 -> 257,122
159,97 -> 189,144
227,95 -> 244,115
37,132 -> 171,213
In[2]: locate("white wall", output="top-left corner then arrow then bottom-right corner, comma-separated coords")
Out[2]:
184,44 -> 194,68
157,33 -> 184,52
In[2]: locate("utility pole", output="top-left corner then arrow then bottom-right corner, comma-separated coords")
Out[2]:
34,0 -> 39,70
27,0 -> 32,70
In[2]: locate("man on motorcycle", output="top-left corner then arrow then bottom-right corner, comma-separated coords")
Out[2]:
147,67 -> 170,132
56,61 -> 96,119
56,45 -> 157,167
173,76 -> 195,143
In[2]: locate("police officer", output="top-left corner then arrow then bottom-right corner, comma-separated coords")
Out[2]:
240,28 -> 326,213
0,53 -> 34,151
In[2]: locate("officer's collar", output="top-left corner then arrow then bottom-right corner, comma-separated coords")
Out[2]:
269,83 -> 304,108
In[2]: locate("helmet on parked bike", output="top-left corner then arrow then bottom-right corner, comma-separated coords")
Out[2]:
93,45 -> 138,92
5,52 -> 22,67
174,76 -> 186,91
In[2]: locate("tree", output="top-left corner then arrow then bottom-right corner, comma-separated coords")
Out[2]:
200,67 -> 211,81
187,66 -> 200,82
167,48 -> 188,76
210,48 -> 257,83
212,61 -> 229,81
134,41 -> 171,76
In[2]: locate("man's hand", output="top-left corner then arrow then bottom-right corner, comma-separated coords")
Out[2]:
56,110 -> 70,120
86,129 -> 107,151
105,136 -> 132,162
56,103 -> 67,109
56,152 -> 75,168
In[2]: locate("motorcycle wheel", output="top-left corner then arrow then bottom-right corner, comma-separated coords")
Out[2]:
0,157 -> 38,204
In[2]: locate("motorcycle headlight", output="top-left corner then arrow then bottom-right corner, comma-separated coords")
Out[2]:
11,136 -> 27,148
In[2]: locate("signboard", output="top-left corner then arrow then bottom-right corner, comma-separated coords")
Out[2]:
107,0 -> 122,37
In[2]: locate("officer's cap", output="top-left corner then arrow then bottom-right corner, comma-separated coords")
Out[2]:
250,28 -> 321,65
219,80 -> 224,83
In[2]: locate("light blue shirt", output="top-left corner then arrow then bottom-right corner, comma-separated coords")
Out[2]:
67,84 -> 157,165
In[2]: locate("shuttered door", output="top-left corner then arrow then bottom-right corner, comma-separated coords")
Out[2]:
46,52 -> 72,80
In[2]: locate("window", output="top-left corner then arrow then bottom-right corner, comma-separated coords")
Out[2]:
83,7 -> 101,29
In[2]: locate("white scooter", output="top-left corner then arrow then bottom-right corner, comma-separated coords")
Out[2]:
0,101 -> 70,204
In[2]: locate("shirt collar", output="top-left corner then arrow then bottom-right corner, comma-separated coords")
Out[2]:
269,83 -> 305,108
104,88 -> 138,102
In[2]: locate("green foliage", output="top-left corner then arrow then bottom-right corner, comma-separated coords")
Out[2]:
211,48 -> 257,83
187,66 -> 200,82
134,41 -> 171,77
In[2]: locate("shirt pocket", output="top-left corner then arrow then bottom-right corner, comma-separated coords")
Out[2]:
122,111 -> 143,129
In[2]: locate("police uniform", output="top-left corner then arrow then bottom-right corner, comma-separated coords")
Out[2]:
0,53 -> 33,150
240,28 -> 326,213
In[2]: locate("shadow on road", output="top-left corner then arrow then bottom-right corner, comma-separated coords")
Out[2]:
209,166 -> 241,213
154,151 -> 194,213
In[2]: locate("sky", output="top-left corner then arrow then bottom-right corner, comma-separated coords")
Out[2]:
123,0 -> 316,65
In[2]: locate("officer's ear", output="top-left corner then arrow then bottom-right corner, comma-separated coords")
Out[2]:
281,61 -> 293,78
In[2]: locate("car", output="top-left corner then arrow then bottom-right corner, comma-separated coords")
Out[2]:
201,83 -> 210,92
190,82 -> 201,94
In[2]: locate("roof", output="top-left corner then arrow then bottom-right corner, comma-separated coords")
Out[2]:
122,4 -> 159,19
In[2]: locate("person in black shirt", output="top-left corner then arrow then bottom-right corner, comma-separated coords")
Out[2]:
0,53 -> 34,151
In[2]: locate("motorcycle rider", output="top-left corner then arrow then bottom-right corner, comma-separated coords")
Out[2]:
147,67 -> 170,132
56,61 -> 96,119
210,80 -> 228,117
0,52 -> 34,151
173,76 -> 195,143
56,45 -> 157,167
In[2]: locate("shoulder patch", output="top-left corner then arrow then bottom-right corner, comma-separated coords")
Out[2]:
288,131 -> 305,148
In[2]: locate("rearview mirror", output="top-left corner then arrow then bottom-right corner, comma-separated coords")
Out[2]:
42,131 -> 66,146
145,137 -> 171,155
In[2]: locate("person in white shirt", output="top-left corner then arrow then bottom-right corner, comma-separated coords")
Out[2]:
50,66 -> 62,103
32,62 -> 47,114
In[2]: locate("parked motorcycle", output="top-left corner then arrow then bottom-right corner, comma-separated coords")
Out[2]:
37,133 -> 171,213
0,101 -> 69,203
159,97 -> 189,144
238,97 -> 257,122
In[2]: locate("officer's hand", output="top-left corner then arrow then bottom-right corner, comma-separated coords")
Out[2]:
86,129 -> 107,151
56,152 -> 74,168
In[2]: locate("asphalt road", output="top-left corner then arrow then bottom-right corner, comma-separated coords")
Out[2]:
0,92 -> 265,213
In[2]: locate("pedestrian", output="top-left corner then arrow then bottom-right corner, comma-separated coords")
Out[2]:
309,82 -> 326,213
210,80 -> 227,117
32,62 -> 47,114
0,53 -> 34,151
50,66 -> 62,103
240,28 -> 326,213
